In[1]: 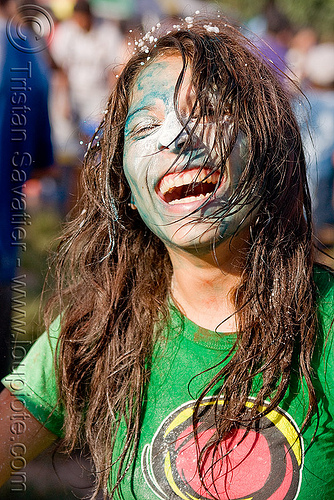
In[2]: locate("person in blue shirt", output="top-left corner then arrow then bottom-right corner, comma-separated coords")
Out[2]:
0,0 -> 53,386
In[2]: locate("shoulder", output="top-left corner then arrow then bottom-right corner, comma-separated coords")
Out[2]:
313,264 -> 334,361
313,264 -> 334,310
4,316 -> 61,391
1,316 -> 64,435
312,266 -> 334,412
313,265 -> 334,330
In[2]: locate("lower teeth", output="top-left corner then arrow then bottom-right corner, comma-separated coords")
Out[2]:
169,193 -> 209,205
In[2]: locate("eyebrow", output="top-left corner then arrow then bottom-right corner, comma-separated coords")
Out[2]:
126,105 -> 155,123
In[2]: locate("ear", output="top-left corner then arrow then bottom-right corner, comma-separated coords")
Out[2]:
129,194 -> 137,210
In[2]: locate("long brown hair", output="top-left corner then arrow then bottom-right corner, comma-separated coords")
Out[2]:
46,17 -> 317,499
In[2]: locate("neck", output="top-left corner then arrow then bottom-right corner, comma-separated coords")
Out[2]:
168,229 -> 249,333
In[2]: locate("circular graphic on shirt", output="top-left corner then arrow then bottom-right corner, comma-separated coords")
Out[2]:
141,397 -> 303,500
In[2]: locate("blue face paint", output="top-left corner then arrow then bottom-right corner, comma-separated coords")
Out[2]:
123,55 -> 251,255
124,61 -> 174,139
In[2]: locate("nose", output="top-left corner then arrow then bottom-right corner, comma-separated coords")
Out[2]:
157,111 -> 190,152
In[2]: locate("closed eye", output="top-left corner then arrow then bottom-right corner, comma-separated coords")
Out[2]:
129,121 -> 161,139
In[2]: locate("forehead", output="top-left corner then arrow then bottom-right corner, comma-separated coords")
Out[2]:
128,55 -> 191,109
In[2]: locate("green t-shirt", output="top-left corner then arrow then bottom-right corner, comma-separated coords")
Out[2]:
3,266 -> 334,499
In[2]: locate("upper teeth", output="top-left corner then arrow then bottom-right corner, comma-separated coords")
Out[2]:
159,169 -> 220,195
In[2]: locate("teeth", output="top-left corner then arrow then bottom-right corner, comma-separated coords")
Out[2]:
180,172 -> 192,187
160,176 -> 173,193
203,171 -> 220,184
169,193 -> 208,205
159,169 -> 220,195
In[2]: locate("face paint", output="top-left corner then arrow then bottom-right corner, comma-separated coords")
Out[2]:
123,55 -> 250,255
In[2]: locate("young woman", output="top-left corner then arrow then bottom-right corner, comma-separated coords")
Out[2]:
1,17 -> 334,500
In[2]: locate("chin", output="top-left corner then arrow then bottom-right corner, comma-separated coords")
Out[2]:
162,223 -> 226,254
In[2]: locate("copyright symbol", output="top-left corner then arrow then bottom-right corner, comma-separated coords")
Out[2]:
6,4 -> 54,53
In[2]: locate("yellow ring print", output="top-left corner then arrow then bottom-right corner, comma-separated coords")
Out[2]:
142,397 -> 303,500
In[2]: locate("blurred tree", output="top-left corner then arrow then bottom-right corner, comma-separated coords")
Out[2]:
219,0 -> 334,41
280,0 -> 334,40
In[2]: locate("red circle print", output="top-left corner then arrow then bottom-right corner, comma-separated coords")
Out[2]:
175,426 -> 271,499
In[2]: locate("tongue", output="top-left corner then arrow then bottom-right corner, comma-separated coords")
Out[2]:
164,182 -> 216,203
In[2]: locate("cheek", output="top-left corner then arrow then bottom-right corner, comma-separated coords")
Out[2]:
199,121 -> 235,159
124,137 -> 158,173
228,134 -> 249,184
123,146 -> 154,199
201,124 -> 217,149
123,146 -> 139,194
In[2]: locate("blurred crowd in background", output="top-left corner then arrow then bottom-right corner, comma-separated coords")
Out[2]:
2,0 -> 334,236
0,0 -> 334,496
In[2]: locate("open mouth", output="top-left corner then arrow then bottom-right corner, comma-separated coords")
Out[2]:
157,168 -> 221,205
